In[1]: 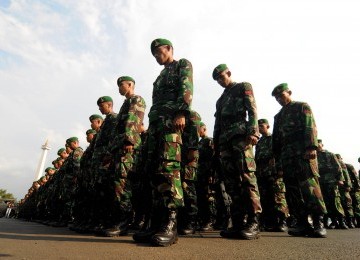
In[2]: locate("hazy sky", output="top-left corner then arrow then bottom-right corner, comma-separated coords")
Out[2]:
1,0 -> 359,199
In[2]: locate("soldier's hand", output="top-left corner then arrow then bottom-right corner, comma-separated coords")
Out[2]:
338,180 -> 344,186
304,149 -> 317,160
173,114 -> 185,132
124,144 -> 134,153
269,158 -> 275,167
246,135 -> 258,146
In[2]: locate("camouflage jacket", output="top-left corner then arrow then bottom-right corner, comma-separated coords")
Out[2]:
346,163 -> 360,190
93,112 -> 118,157
148,59 -> 193,123
317,150 -> 344,183
182,110 -> 201,151
111,95 -> 146,151
338,159 -> 352,188
273,101 -> 318,160
213,82 -> 259,149
255,134 -> 273,163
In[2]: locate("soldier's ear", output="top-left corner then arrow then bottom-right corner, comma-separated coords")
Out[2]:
227,70 -> 231,77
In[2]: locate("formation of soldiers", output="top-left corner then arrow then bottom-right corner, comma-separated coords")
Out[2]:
16,39 -> 360,247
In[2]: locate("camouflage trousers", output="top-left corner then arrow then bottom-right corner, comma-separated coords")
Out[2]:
339,187 -> 354,217
146,119 -> 184,209
256,163 -> 289,221
281,156 -> 327,219
350,190 -> 360,217
319,182 -> 345,218
219,136 -> 262,227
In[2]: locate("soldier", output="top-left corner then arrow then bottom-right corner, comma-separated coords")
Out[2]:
57,148 -> 68,160
196,122 -> 217,231
89,114 -> 103,132
91,96 -> 118,234
345,163 -> 360,228
212,64 -> 262,240
104,76 -> 146,237
335,154 -> 355,228
272,83 -> 327,238
316,140 -> 347,229
255,119 -> 289,232
133,38 -> 193,247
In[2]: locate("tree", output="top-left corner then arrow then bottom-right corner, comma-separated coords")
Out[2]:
0,189 -> 15,201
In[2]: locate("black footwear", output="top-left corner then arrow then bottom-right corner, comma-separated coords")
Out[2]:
178,222 -> 196,235
337,217 -> 349,229
288,219 -> 313,237
238,215 -> 260,240
151,209 -> 178,247
200,221 -> 214,232
133,214 -> 161,243
346,217 -> 356,229
311,215 -> 327,238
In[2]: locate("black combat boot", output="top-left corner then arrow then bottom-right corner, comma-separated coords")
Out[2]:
104,215 -> 131,237
275,213 -> 288,232
178,215 -> 196,235
133,211 -> 162,243
238,214 -> 260,240
346,216 -> 356,229
288,216 -> 313,237
337,217 -> 349,229
311,215 -> 327,238
356,217 -> 360,228
328,217 -> 338,229
220,214 -> 244,239
200,219 -> 215,231
151,209 -> 178,247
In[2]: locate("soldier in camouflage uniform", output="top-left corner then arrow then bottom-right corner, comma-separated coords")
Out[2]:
178,110 -> 201,235
335,154 -> 355,228
255,119 -> 289,232
196,122 -> 217,231
212,64 -> 262,240
104,76 -> 146,237
272,83 -> 327,238
316,140 -> 347,229
91,96 -> 118,234
133,38 -> 193,247
345,163 -> 360,228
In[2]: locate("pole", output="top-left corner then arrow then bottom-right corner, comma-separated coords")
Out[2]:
34,139 -> 51,181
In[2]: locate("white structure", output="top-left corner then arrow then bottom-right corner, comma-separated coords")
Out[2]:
34,139 -> 51,181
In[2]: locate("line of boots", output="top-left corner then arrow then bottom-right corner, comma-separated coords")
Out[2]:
220,213 -> 260,240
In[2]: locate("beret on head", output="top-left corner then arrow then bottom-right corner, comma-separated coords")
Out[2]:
258,119 -> 269,125
66,137 -> 78,145
97,96 -> 113,105
89,114 -> 103,122
199,122 -> 205,127
57,148 -> 65,155
117,76 -> 135,85
86,129 -> 97,135
212,64 -> 228,80
45,167 -> 53,173
151,38 -> 172,54
317,139 -> 323,144
272,83 -> 289,96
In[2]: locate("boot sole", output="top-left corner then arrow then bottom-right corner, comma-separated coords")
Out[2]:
151,236 -> 178,247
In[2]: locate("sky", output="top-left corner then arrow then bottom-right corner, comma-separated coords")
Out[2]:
1,0 -> 359,200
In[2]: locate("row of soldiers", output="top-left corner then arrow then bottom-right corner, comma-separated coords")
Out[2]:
16,38 -> 360,247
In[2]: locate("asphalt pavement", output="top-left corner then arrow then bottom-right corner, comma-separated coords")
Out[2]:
0,218 -> 359,259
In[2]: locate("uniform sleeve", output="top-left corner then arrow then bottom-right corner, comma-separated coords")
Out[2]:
124,96 -> 146,148
333,154 -> 345,182
176,58 -> 193,116
302,102 -> 318,149
242,82 -> 259,138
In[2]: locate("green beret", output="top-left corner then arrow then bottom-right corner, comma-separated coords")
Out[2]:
271,83 -> 289,96
57,148 -> 65,156
97,96 -> 113,105
151,38 -> 172,54
66,137 -> 79,145
45,167 -> 54,173
258,119 -> 269,125
199,122 -> 205,127
317,139 -> 322,143
89,114 -> 103,122
212,64 -> 228,80
86,129 -> 97,135
117,76 -> 135,85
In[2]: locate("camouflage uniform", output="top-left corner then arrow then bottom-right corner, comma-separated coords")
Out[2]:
109,94 -> 146,228
345,163 -> 360,227
255,132 -> 289,230
91,112 -> 118,227
146,58 -> 193,210
178,110 -> 201,234
272,101 -> 327,227
336,156 -> 354,227
214,81 -> 262,231
317,149 -> 345,224
196,132 -> 217,229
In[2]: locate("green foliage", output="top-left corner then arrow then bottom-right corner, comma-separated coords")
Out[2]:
0,189 -> 15,200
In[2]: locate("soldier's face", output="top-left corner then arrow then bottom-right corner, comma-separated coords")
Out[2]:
91,119 -> 102,131
199,125 -> 207,137
118,81 -> 131,96
259,123 -> 268,135
275,91 -> 291,106
153,45 -> 172,65
98,102 -> 112,115
86,133 -> 94,143
216,70 -> 232,88
60,151 -> 68,159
